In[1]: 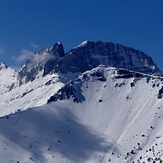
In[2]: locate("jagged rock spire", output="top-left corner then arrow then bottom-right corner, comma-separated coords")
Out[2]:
18,42 -> 65,84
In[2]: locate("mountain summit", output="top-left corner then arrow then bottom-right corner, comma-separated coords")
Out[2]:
18,42 -> 65,83
59,41 -> 162,76
18,41 -> 162,84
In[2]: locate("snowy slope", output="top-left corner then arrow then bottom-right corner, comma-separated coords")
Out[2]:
1,66 -> 163,162
0,68 -> 64,116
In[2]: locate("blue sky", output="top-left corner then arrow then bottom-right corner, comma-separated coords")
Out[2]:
0,0 -> 163,71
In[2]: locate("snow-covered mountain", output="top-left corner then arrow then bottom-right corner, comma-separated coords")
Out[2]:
0,41 -> 163,162
1,40 -> 161,116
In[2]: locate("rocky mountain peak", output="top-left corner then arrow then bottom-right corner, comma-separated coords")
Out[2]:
18,40 -> 162,84
59,41 -> 162,76
18,42 -> 65,84
49,42 -> 65,58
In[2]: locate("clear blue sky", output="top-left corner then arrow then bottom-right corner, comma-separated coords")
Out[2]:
0,0 -> 163,71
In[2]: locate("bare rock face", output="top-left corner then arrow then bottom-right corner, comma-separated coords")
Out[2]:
59,41 -> 162,76
18,42 -> 65,84
18,40 -> 162,84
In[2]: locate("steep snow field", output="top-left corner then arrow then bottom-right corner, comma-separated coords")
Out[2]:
1,66 -> 163,162
0,65 -> 64,116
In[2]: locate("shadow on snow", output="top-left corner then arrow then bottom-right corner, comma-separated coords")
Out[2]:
0,104 -> 118,162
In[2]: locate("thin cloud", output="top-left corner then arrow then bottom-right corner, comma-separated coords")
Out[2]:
13,47 -> 56,68
30,42 -> 39,49
13,49 -> 34,64
28,52 -> 55,67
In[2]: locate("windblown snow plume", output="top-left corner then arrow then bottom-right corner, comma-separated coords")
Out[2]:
18,42 -> 65,83
14,49 -> 33,64
27,52 -> 56,69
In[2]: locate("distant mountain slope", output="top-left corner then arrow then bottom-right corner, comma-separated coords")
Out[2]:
0,66 -> 163,163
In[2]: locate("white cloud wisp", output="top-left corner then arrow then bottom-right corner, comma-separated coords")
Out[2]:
14,49 -> 34,64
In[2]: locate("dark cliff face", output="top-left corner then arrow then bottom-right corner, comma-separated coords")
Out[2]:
59,41 -> 162,76
18,42 -> 65,84
18,40 -> 162,84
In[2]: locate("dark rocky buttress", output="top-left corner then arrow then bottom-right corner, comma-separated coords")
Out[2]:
18,41 -> 162,84
59,41 -> 162,76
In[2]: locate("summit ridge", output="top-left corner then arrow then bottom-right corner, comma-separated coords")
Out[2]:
17,40 -> 162,84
